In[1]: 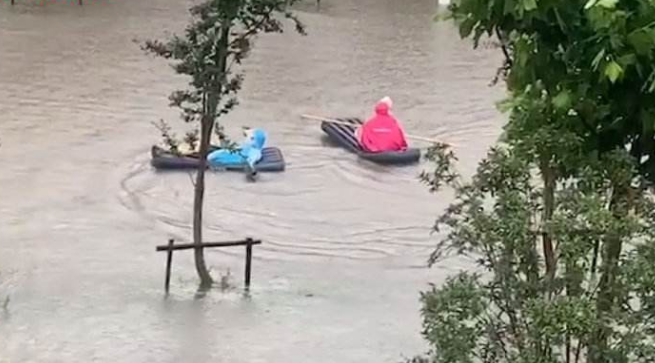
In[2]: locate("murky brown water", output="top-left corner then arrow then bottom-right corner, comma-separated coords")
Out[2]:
0,0 -> 503,361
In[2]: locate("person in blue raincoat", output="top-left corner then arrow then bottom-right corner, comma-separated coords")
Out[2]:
207,127 -> 267,179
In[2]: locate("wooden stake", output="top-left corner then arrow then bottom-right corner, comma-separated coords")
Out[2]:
156,239 -> 261,251
164,239 -> 174,293
156,238 -> 262,292
245,238 -> 253,289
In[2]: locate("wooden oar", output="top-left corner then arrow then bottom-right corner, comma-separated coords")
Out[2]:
300,114 -> 450,145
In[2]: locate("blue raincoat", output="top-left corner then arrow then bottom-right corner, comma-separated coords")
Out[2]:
207,128 -> 267,171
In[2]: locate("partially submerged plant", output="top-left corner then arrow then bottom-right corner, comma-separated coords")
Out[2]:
183,129 -> 200,153
152,119 -> 181,156
219,268 -> 234,291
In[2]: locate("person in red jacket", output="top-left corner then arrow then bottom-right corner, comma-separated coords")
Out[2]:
356,96 -> 408,152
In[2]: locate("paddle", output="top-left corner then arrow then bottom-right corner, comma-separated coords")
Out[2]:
300,114 -> 451,145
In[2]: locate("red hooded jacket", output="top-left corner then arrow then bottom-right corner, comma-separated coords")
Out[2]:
358,101 -> 408,153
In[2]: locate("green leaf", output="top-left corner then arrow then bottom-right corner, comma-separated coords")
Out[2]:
434,9 -> 453,22
459,17 -> 476,38
617,53 -> 637,72
628,30 -> 655,55
617,54 -> 636,68
497,97 -> 516,113
584,0 -> 598,9
604,61 -> 623,83
640,111 -> 653,135
596,0 -> 618,8
587,8 -> 613,30
515,37 -> 531,67
521,0 -> 537,12
610,34 -> 624,49
648,72 -> 655,93
635,61 -> 644,77
592,49 -> 606,70
504,0 -> 517,15
552,90 -> 572,110
554,8 -> 567,33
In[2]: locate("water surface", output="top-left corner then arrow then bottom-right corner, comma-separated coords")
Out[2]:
0,0 -> 503,361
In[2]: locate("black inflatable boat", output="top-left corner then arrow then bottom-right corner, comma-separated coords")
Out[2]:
150,145 -> 286,172
320,118 -> 421,164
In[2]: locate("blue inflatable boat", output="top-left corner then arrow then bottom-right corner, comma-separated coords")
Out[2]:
321,117 -> 421,164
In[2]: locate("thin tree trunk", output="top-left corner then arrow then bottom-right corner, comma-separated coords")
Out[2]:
574,340 -> 583,363
565,257 -> 580,363
588,185 -> 629,363
590,239 -> 600,277
540,160 -> 556,293
193,117 -> 214,288
565,242 -> 583,363
191,21 -> 231,289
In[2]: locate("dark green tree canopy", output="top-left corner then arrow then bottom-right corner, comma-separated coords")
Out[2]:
450,0 -> 655,181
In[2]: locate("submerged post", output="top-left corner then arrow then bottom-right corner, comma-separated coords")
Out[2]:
244,238 -> 253,288
164,239 -> 174,293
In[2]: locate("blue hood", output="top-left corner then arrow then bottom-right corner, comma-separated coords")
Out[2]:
243,128 -> 267,150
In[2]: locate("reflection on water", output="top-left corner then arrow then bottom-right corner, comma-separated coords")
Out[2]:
0,0 -> 503,361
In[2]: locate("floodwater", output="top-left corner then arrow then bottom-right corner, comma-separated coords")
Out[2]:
0,0 -> 503,362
